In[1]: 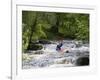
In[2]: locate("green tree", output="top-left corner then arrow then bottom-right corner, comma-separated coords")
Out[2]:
22,11 -> 89,52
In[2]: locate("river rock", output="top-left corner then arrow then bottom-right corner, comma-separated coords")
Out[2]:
28,44 -> 43,50
39,40 -> 51,44
34,50 -> 44,54
54,58 -> 67,64
75,56 -> 89,66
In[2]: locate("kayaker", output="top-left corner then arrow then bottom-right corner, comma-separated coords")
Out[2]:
56,41 -> 63,51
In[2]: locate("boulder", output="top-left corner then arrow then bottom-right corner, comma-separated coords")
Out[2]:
28,44 -> 43,50
75,56 -> 89,66
66,50 -> 69,53
75,41 -> 83,48
22,54 -> 32,61
34,50 -> 44,54
39,40 -> 51,44
54,58 -> 67,64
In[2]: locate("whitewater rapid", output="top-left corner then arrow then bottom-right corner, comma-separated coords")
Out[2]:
22,40 -> 89,69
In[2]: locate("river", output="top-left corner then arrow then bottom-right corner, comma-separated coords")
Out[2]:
22,40 -> 89,69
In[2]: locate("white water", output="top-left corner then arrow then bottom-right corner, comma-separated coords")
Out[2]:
22,40 -> 89,69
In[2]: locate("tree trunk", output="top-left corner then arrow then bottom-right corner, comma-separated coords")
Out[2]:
27,16 -> 37,50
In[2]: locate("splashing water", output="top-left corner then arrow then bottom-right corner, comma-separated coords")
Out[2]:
22,40 -> 89,69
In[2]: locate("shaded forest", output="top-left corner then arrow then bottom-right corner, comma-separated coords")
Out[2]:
22,11 -> 89,52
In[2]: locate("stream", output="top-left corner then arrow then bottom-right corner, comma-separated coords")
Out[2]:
22,40 -> 89,69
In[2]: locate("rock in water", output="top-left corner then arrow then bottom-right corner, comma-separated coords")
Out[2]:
28,44 -> 43,50
39,40 -> 51,44
34,50 -> 44,54
66,50 -> 69,53
75,57 -> 89,66
54,58 -> 67,64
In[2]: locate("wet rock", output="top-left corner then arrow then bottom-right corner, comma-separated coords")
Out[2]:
37,60 -> 49,67
31,40 -> 39,44
39,40 -> 51,44
54,58 -> 67,64
28,44 -> 43,50
34,50 -> 44,54
75,56 -> 89,66
22,54 -> 32,61
75,41 -> 83,48
66,50 -> 69,53
76,52 -> 81,56
25,50 -> 35,53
